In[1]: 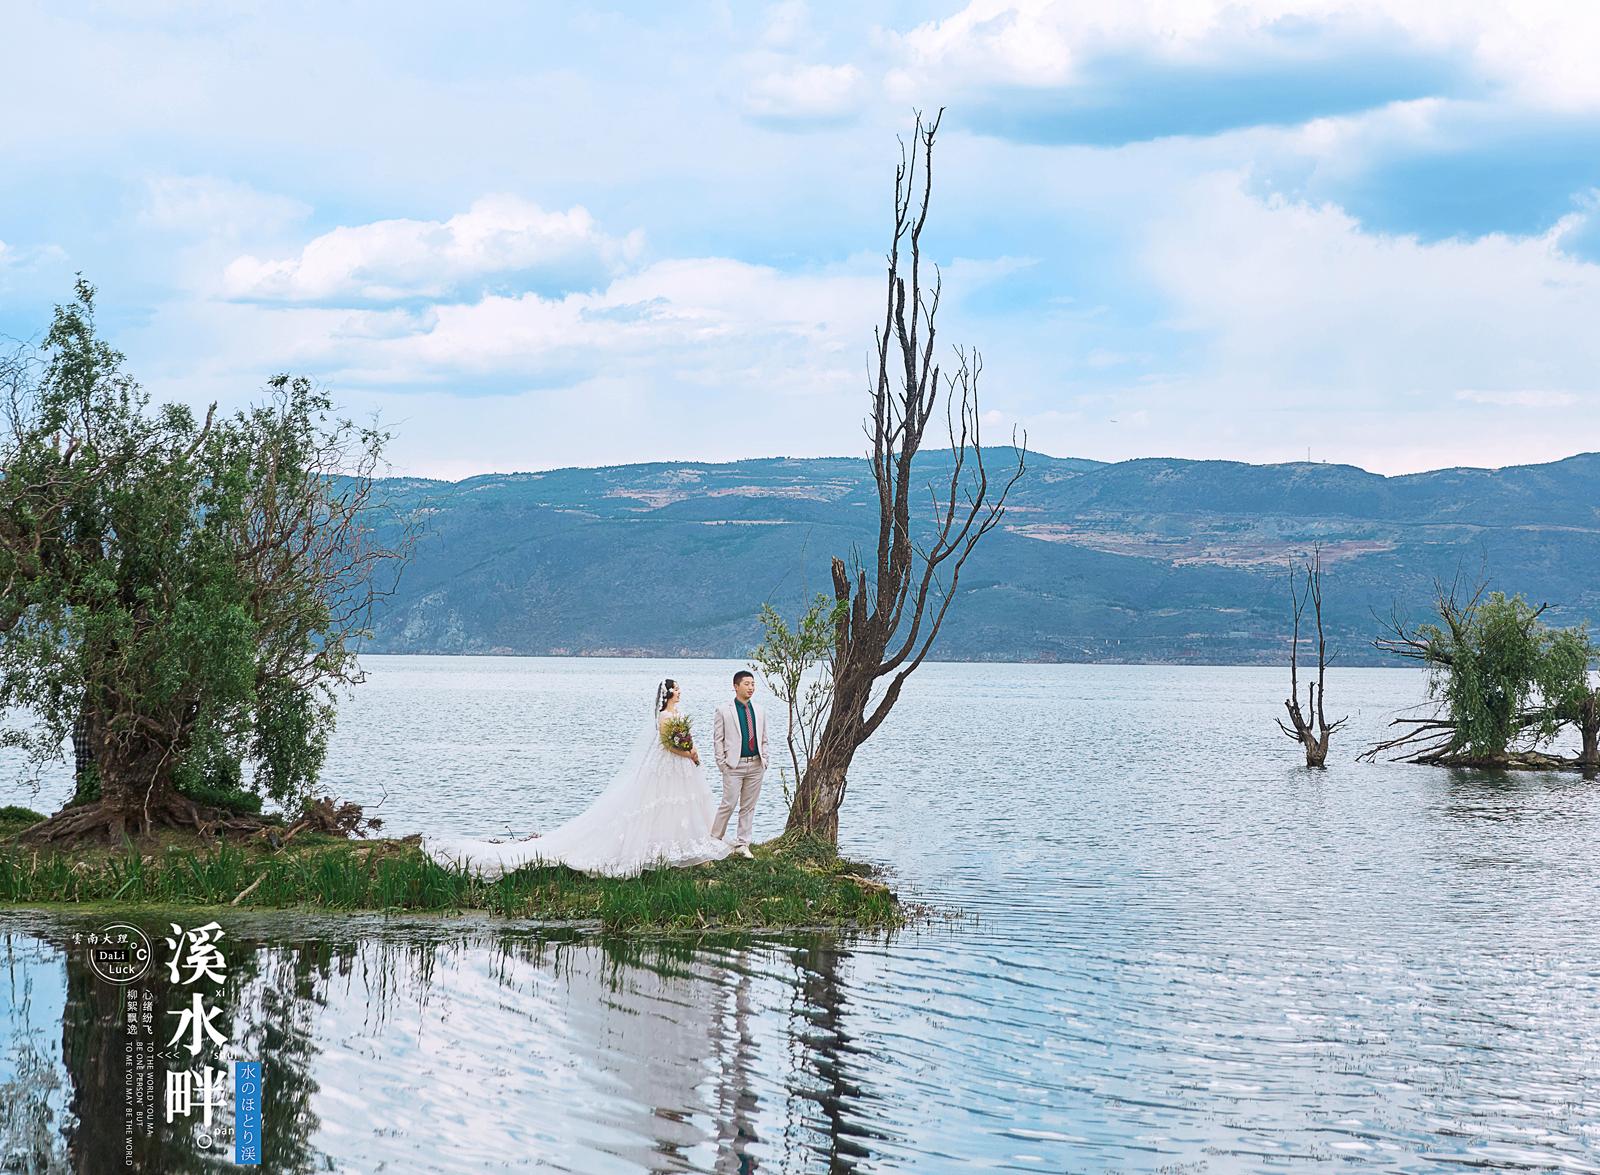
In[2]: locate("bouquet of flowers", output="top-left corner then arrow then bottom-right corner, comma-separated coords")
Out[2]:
660,714 -> 694,754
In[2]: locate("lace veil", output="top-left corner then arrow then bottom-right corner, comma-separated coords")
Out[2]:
574,679 -> 671,810
419,676 -> 717,879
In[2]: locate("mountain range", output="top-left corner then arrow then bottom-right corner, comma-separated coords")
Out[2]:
359,450 -> 1600,665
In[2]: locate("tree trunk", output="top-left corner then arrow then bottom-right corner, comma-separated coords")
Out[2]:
69,698 -> 104,801
21,714 -> 265,845
98,733 -> 175,839
786,755 -> 848,843
1581,691 -> 1599,770
778,111 -> 1025,846
1305,734 -> 1329,769
786,598 -> 871,842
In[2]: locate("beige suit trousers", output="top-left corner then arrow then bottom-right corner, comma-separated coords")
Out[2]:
711,756 -> 765,848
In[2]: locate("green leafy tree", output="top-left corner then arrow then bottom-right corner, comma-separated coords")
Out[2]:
1367,581 -> 1597,766
0,279 -> 415,843
750,594 -> 846,804
1544,625 -> 1600,769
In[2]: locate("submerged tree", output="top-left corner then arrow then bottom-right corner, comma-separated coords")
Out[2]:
783,109 -> 1026,844
1580,683 -> 1600,772
1546,624 -> 1599,772
0,279 -> 416,843
1276,545 -> 1347,767
1362,578 -> 1597,769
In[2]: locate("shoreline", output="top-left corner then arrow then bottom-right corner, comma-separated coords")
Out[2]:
0,902 -> 914,942
0,815 -> 905,933
343,650 -> 1432,669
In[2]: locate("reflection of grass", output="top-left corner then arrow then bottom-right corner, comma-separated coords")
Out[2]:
0,818 -> 902,932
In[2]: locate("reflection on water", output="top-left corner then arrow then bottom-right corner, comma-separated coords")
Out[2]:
4,660 -> 1600,1173
0,914 -> 893,1174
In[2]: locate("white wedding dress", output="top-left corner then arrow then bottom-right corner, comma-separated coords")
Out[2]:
420,709 -> 733,880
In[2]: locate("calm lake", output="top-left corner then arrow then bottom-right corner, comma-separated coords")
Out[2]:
4,657 -> 1600,1173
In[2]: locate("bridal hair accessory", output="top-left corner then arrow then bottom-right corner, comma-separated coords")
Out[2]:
656,678 -> 677,712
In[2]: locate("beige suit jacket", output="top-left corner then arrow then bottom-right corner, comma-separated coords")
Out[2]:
713,699 -> 769,773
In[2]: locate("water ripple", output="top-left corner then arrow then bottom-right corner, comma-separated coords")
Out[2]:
3,660 -> 1600,1172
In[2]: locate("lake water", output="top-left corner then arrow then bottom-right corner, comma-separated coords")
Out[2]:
3,657 -> 1600,1173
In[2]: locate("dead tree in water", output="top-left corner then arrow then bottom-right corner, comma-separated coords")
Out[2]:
782,108 -> 1026,844
1276,545 -> 1347,767
1580,689 -> 1600,772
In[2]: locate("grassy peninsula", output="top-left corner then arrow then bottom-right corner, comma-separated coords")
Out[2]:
0,807 -> 903,933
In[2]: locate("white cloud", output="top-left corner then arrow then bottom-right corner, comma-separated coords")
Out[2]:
1456,2 -> 1600,111
9,0 -> 1596,480
223,196 -> 644,302
1012,169 -> 1600,472
762,0 -> 811,49
885,1 -> 1600,112
745,62 -> 866,123
889,0 -> 1085,93
1141,171 -> 1600,398
289,255 -> 879,387
131,227 -> 1052,476
140,175 -> 311,239
0,237 -> 69,284
126,254 -> 897,476
1456,389 -> 1581,408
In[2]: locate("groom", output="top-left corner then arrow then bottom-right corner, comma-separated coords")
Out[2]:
711,670 -> 768,858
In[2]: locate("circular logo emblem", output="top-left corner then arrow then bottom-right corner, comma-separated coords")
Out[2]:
86,922 -> 152,985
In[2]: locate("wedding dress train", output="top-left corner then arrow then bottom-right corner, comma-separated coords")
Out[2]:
420,712 -> 733,880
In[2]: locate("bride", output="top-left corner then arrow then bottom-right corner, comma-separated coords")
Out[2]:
420,678 -> 733,880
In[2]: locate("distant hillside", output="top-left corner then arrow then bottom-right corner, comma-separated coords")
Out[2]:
358,451 -> 1600,665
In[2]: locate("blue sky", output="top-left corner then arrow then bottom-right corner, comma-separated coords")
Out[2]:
3,1 -> 1599,479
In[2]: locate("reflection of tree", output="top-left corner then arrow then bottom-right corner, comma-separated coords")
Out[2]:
27,916 -> 900,1174
58,921 -> 170,1174
228,933 -> 325,1174
0,936 -> 71,1175
782,935 -> 887,1173
583,931 -> 893,1173
52,915 -> 325,1174
1435,767 -> 1553,823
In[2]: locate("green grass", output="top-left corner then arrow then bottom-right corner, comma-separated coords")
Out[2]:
0,826 -> 902,933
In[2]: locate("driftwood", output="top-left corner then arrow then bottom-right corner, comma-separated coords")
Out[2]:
231,871 -> 268,906
1361,712 -> 1593,771
254,796 -> 382,847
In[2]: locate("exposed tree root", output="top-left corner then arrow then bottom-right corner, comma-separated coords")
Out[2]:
16,786 -> 390,851
1417,750 -> 1595,772
1365,739 -> 1597,771
17,791 -> 270,847
251,796 -> 382,851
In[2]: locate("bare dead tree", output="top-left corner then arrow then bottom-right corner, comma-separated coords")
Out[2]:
1369,572 -> 1493,669
1276,544 -> 1347,767
783,108 -> 1027,844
